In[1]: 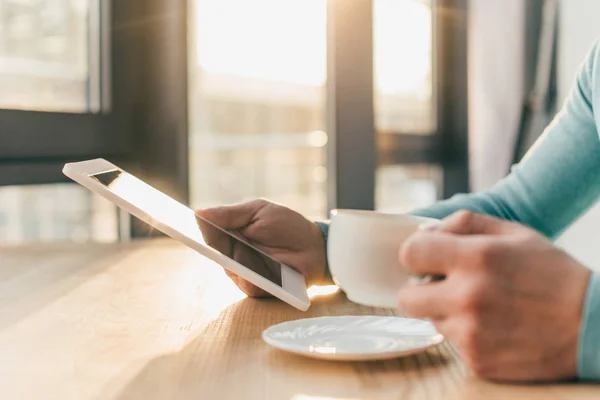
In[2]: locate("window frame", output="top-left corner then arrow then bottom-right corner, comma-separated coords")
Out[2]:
0,0 -> 189,212
327,0 -> 469,210
0,0 -> 132,186
2,0 -> 469,239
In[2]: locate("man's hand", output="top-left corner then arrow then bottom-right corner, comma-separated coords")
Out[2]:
196,199 -> 327,297
398,211 -> 591,382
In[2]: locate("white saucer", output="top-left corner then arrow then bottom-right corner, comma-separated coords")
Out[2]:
262,316 -> 444,361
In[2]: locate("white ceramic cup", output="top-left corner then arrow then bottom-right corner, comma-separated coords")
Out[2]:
327,209 -> 438,308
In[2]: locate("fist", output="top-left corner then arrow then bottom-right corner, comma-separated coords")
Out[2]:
398,211 -> 591,382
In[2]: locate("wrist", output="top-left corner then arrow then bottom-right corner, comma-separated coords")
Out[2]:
578,271 -> 600,380
314,221 -> 333,285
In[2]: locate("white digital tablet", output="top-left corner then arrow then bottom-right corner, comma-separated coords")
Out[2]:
63,158 -> 310,311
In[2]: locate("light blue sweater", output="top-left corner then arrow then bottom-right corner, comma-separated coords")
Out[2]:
320,39 -> 600,379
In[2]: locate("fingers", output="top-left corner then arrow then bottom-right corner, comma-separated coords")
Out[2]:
196,218 -> 233,255
400,231 -> 462,275
223,269 -> 271,298
196,199 -> 267,230
434,210 -> 521,236
397,281 -> 453,320
198,200 -> 274,298
232,243 -> 282,285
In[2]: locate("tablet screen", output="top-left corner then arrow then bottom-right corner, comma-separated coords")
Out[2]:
90,170 -> 283,286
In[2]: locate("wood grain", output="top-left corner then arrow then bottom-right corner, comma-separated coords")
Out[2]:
0,239 -> 598,399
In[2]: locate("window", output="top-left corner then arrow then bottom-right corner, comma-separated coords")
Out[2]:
189,0 -> 328,219
2,0 -> 468,243
0,0 -> 124,172
0,184 -> 117,244
374,0 -> 435,135
190,0 -> 467,216
374,0 -> 440,212
0,0 -> 92,112
0,0 -> 121,244
376,165 -> 441,213
373,0 -> 468,210
1,0 -> 191,243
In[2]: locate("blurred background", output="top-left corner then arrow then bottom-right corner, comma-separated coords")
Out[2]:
0,0 -> 598,267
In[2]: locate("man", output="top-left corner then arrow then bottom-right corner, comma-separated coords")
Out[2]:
197,40 -> 600,382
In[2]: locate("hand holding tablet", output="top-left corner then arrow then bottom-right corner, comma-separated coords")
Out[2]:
63,158 -> 311,311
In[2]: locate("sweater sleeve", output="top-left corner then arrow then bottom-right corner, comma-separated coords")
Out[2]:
411,40 -> 600,241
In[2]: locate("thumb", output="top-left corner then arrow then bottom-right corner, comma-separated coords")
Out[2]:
195,199 -> 266,230
433,211 -> 520,236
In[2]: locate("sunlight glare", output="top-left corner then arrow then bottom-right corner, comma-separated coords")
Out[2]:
196,0 -> 326,86
308,285 -> 339,299
196,0 -> 432,96
201,266 -> 248,319
308,130 -> 328,147
175,259 -> 248,322
374,0 -> 432,96
108,173 -> 206,242
291,395 -> 359,400
309,345 -> 336,354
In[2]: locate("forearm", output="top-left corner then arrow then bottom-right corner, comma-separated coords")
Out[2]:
410,192 -> 527,226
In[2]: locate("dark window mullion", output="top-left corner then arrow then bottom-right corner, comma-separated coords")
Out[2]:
374,0 -> 469,202
0,109 -> 120,160
326,0 -> 376,211
378,134 -> 441,166
436,0 -> 469,198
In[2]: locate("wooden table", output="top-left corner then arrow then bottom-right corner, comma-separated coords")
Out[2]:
1,239 -> 598,399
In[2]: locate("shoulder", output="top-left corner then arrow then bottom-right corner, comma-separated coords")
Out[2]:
579,39 -> 600,91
